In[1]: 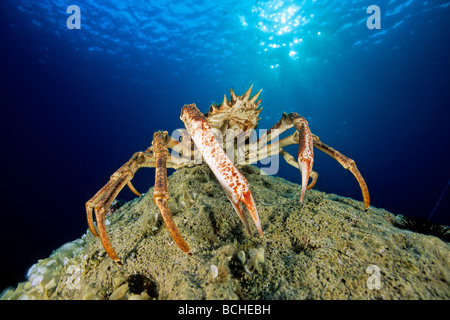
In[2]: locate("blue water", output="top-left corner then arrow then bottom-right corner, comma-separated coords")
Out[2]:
1,0 -> 449,290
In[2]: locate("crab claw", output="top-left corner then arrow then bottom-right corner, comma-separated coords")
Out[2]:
288,114 -> 314,203
298,156 -> 313,203
241,189 -> 263,237
181,104 -> 263,238
226,186 -> 264,238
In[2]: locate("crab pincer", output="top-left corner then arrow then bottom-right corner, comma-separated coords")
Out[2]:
288,114 -> 314,204
180,104 -> 264,238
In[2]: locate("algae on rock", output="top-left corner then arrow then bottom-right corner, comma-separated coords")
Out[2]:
2,165 -> 449,300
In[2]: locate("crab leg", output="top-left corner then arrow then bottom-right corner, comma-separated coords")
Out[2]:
279,149 -> 318,190
180,104 -> 263,238
254,113 -> 314,203
85,151 -> 151,265
286,113 -> 314,203
152,131 -> 191,254
312,137 -> 370,211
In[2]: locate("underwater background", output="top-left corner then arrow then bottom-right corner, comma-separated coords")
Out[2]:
0,0 -> 448,291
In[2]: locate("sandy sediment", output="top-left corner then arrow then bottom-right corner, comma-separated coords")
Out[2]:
2,165 -> 449,300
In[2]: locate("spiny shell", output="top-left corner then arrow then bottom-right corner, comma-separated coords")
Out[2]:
205,85 -> 262,134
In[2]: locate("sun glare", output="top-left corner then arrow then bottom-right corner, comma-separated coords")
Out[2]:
246,0 -> 316,67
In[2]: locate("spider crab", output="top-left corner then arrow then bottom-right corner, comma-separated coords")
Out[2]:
86,86 -> 370,264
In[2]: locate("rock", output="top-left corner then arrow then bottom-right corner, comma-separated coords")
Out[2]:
109,283 -> 129,300
2,165 -> 449,299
